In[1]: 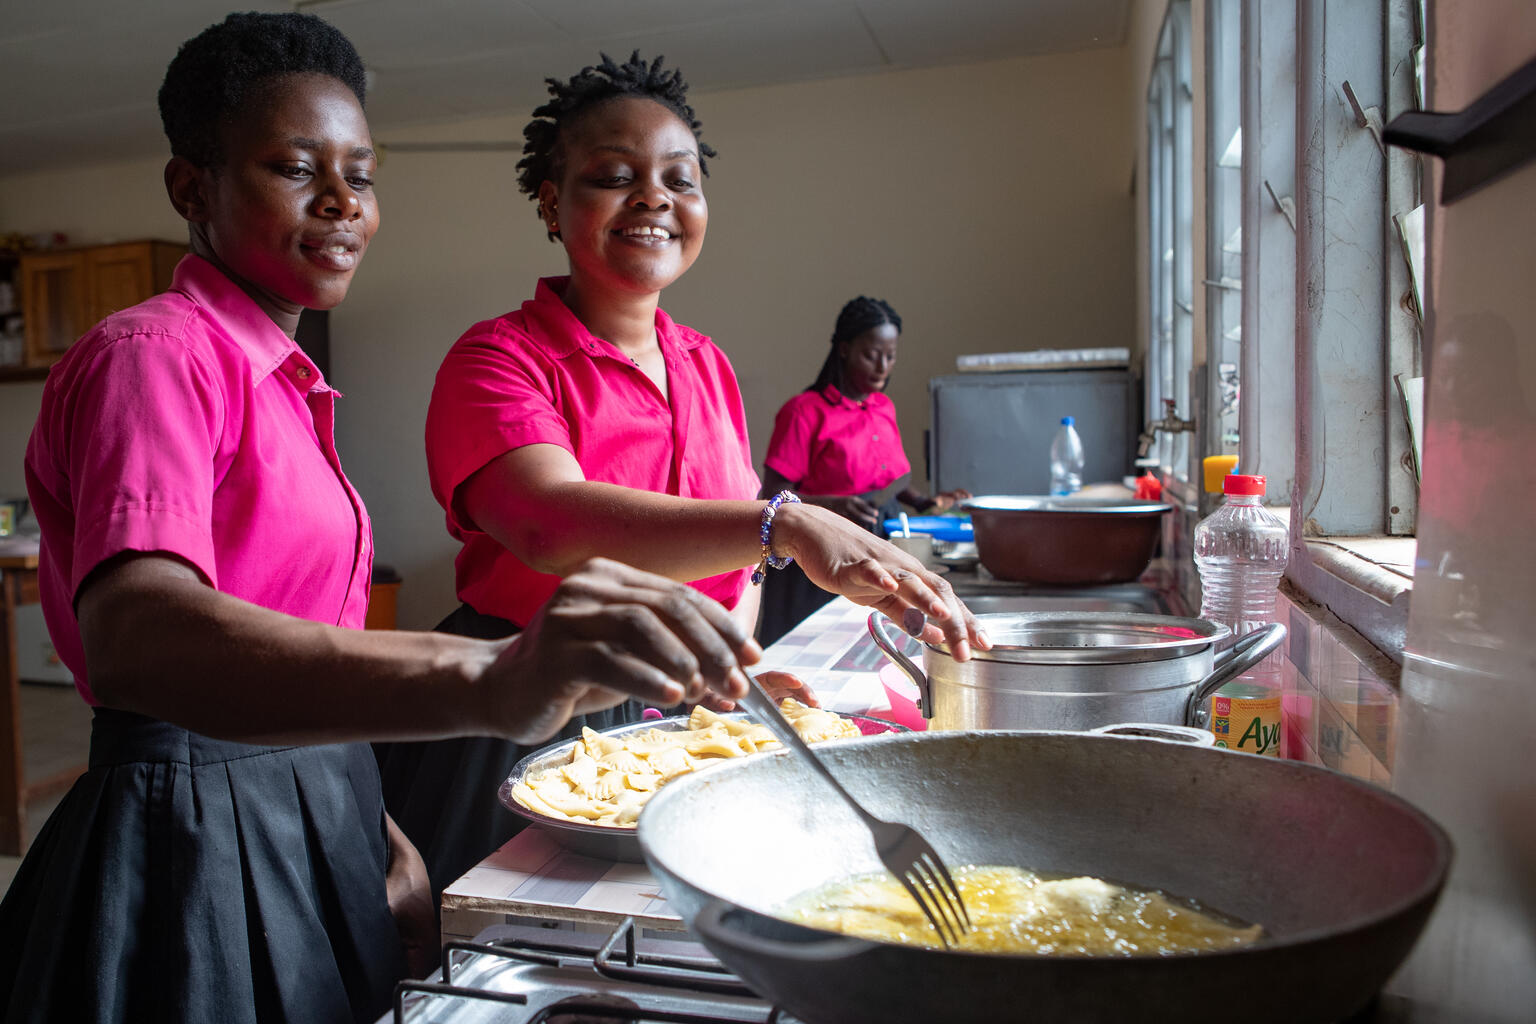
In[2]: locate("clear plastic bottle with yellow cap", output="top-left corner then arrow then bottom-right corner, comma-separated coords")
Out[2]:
1193,473 -> 1288,755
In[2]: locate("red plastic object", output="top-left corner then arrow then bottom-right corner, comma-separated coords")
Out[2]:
874,665 -> 929,731
1223,473 -> 1267,496
1134,474 -> 1163,501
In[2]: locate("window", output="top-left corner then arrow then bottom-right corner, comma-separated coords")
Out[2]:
1142,0 -> 1426,657
1145,1 -> 1193,483
1205,0 -> 1242,458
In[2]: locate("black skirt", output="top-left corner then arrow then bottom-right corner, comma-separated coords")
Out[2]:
0,709 -> 404,1024
372,603 -> 642,905
756,560 -> 837,647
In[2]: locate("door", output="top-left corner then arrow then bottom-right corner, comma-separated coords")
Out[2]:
86,243 -> 155,325
19,251 -> 86,368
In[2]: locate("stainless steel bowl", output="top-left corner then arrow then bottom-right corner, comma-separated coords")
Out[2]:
499,711 -> 909,862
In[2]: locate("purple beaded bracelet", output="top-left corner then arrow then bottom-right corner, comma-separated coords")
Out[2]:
751,490 -> 801,585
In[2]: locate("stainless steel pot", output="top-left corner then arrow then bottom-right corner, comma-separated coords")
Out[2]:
636,730 -> 1452,1024
869,611 -> 1285,731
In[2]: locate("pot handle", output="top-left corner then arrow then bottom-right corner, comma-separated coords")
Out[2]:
691,898 -> 876,964
1183,622 -> 1287,726
867,612 -> 934,720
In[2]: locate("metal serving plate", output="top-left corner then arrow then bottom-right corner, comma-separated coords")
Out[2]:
499,711 -> 908,863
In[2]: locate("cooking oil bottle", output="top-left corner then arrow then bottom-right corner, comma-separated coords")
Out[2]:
1193,474 -> 1288,755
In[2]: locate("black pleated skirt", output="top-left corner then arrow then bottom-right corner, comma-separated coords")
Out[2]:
372,603 -> 641,905
0,709 -> 404,1024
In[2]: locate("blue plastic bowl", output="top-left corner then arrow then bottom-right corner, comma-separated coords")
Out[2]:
881,515 -> 973,543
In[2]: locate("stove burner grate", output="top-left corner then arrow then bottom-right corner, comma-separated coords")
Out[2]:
385,918 -> 800,1024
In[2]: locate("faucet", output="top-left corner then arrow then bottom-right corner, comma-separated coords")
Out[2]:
1137,398 -> 1197,457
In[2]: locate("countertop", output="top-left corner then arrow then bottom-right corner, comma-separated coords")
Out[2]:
440,576 -> 1452,1022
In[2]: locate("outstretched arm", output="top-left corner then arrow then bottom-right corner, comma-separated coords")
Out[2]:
77,553 -> 762,747
457,444 -> 988,659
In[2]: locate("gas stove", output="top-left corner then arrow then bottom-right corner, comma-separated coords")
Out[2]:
379,919 -> 801,1024
385,917 -> 1417,1024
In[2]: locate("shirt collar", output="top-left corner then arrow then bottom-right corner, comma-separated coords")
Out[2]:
170,254 -> 320,386
523,276 -> 708,361
819,383 -> 876,409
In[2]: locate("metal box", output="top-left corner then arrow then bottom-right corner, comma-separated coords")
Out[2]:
927,369 -> 1138,495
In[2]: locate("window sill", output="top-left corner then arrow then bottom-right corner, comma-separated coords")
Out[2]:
1305,537 -> 1415,605
1269,506 -> 1414,664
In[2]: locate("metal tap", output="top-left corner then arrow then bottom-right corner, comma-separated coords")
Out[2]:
1137,398 -> 1197,457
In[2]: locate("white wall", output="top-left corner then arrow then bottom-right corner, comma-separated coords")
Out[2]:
2,48 -> 1135,629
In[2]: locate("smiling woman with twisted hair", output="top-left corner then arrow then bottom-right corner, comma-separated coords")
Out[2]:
373,51 -> 988,905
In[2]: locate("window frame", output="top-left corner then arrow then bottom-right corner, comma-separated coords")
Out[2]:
1145,0 -> 1424,660
1145,1 -> 1195,484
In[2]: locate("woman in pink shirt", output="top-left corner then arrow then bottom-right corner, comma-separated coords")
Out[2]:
759,297 -> 973,644
0,17 -> 768,1024
377,54 -> 988,900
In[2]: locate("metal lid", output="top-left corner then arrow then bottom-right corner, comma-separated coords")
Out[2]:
929,611 -> 1229,665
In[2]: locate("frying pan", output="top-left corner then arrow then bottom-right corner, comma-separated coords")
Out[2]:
637,731 -> 1450,1024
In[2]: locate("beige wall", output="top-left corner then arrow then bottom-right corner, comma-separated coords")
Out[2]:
1,48 -> 1135,628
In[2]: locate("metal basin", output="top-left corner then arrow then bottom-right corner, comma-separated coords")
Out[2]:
963,495 -> 1172,585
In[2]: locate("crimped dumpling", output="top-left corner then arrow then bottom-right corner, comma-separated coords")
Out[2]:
511,698 -> 864,827
597,749 -> 646,773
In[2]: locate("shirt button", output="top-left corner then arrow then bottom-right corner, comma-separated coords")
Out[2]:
296,366 -> 312,380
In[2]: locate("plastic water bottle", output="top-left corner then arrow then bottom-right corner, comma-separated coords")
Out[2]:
1194,473 -> 1289,755
1048,417 -> 1084,496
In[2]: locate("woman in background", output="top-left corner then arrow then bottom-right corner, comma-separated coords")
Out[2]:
758,297 -> 972,645
376,55 -> 987,902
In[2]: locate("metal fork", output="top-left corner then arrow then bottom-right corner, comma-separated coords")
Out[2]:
734,679 -> 973,948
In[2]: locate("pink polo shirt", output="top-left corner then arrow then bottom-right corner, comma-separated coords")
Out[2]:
426,277 -> 760,627
24,255 -> 373,705
764,385 -> 911,496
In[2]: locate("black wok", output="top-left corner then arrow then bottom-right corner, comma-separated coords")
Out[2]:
636,731 -> 1450,1024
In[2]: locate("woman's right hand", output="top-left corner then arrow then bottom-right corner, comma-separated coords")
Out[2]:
771,503 -> 989,660
822,495 -> 880,531
476,558 -> 762,745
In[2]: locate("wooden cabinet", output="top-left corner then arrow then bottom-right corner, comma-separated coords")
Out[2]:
18,240 -> 186,370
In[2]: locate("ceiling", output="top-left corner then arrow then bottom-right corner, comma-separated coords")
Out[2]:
0,0 -> 1128,178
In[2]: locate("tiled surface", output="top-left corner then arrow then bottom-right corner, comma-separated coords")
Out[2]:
1275,590 -> 1398,784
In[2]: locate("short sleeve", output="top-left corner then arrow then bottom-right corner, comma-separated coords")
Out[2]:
425,320 -> 572,536
763,395 -> 817,485
61,331 -> 226,599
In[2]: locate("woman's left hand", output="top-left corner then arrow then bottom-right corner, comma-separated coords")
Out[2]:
694,669 -> 820,713
929,488 -> 973,511
772,503 -> 989,660
384,814 -> 439,980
